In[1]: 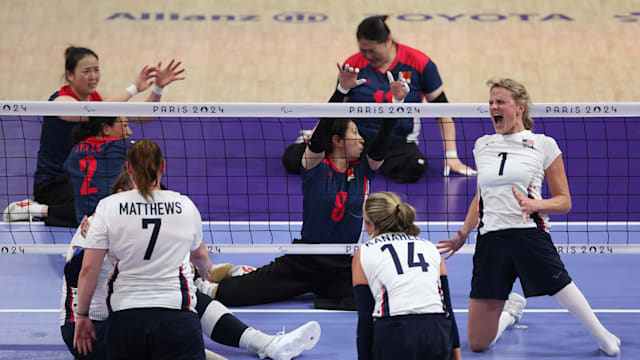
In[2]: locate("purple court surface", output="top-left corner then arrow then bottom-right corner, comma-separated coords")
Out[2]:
1,115 -> 639,359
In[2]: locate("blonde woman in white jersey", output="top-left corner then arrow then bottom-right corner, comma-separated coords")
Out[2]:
352,191 -> 461,360
438,78 -> 620,356
74,140 -> 214,359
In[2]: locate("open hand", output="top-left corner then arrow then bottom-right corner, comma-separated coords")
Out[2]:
155,59 -> 186,88
336,62 -> 367,91
437,229 -> 468,260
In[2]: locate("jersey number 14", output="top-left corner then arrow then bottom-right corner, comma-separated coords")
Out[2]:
381,242 -> 429,275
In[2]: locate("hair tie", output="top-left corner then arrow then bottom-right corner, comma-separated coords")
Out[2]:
395,204 -> 400,213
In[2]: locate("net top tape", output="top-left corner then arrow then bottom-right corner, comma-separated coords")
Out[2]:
2,101 -> 639,118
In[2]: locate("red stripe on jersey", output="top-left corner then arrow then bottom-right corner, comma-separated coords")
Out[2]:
179,265 -> 191,310
58,85 -> 103,101
68,287 -> 75,323
395,43 -> 431,75
322,158 -> 360,173
342,53 -> 370,72
527,184 -> 546,231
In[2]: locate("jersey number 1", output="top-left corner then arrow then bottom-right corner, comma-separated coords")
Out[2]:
142,218 -> 162,260
380,242 -> 429,275
498,152 -> 508,176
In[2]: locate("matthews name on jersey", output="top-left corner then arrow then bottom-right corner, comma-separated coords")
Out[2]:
474,129 -> 562,235
83,189 -> 202,313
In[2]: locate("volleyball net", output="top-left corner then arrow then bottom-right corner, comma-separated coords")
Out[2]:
1,101 -> 639,255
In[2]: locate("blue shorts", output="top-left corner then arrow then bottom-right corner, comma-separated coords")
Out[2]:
372,313 -> 452,360
470,228 -> 572,299
107,308 -> 204,360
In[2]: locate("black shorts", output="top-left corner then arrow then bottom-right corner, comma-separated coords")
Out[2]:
107,308 -> 204,360
61,321 -> 107,360
470,228 -> 572,299
372,314 -> 452,360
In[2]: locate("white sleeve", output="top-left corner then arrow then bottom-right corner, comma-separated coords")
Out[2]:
541,135 -> 562,170
83,200 -> 109,250
186,196 -> 204,251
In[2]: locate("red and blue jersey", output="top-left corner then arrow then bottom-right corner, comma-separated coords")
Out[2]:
65,137 -> 131,223
342,43 -> 443,141
35,86 -> 103,184
300,153 -> 376,244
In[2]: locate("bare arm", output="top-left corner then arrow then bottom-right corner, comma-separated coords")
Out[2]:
512,155 -> 571,216
190,241 -> 213,280
73,248 -> 107,355
351,250 -> 368,286
437,191 -> 479,259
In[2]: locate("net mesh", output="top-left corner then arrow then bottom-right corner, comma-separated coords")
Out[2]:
1,102 -> 639,254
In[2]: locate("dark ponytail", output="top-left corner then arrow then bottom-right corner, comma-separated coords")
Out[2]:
71,117 -> 116,145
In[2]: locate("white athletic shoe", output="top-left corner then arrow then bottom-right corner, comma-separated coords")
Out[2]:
599,333 -> 621,356
504,292 -> 526,325
260,321 -> 321,360
195,277 -> 219,298
207,263 -> 234,282
227,265 -> 257,278
2,199 -> 40,222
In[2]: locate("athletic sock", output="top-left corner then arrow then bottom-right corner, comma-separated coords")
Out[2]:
490,311 -> 516,346
239,327 -> 274,355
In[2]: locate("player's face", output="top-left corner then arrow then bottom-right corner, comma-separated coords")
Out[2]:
106,118 -> 132,140
343,121 -> 364,161
489,87 -> 526,135
67,55 -> 100,97
358,38 -> 393,69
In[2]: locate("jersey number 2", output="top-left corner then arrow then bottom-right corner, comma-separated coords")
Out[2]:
79,156 -> 98,195
380,242 -> 429,275
142,218 -> 162,260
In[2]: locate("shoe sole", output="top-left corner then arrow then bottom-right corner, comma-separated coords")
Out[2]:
207,263 -> 234,283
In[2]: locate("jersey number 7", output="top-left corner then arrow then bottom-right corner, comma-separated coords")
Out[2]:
142,218 -> 162,260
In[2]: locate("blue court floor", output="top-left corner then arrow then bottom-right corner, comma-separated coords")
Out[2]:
0,248 -> 638,359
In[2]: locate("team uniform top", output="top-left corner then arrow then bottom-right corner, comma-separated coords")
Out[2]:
474,130 -> 562,235
82,189 -> 202,313
65,137 -> 132,223
35,85 -> 103,185
342,43 -> 443,142
59,217 -> 114,326
360,233 -> 444,317
301,153 -> 376,244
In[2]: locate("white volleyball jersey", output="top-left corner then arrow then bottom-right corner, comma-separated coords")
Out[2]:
59,216 -> 114,325
83,189 -> 202,313
360,233 -> 444,318
474,130 -> 561,235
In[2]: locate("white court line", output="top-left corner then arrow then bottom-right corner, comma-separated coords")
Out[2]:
2,309 -> 640,314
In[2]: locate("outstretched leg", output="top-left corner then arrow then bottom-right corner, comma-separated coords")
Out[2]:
552,282 -> 620,356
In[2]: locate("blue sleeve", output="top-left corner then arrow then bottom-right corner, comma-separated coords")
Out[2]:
354,284 -> 375,360
421,60 -> 444,94
440,275 -> 460,349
